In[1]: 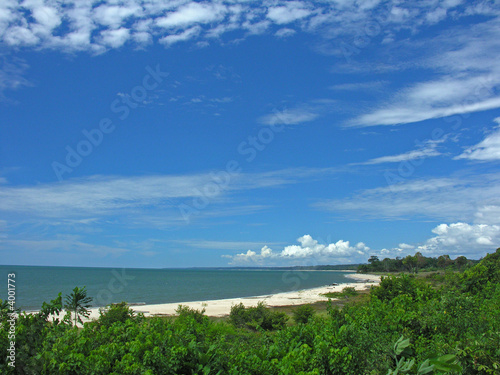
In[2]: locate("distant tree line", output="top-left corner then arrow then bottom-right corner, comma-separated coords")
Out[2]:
357,252 -> 479,273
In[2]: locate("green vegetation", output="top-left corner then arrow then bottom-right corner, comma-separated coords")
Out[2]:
1,248 -> 499,374
322,286 -> 359,299
292,304 -> 315,324
358,253 -> 478,274
229,301 -> 288,330
64,286 -> 93,326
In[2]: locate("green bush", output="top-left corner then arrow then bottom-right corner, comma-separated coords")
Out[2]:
98,302 -> 137,327
229,301 -> 288,331
5,248 -> 500,374
371,274 -> 437,302
175,304 -> 208,324
292,304 -> 315,324
323,286 -> 359,299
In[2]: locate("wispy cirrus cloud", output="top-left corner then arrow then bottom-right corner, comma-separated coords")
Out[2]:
0,56 -> 32,101
0,237 -> 129,256
259,107 -> 319,126
330,81 -> 387,92
173,239 -> 284,251
455,118 -> 500,162
0,167 -> 340,220
349,17 -> 500,127
353,139 -> 445,165
315,172 -> 500,225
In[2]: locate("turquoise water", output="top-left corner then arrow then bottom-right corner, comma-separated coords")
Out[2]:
0,266 -> 355,310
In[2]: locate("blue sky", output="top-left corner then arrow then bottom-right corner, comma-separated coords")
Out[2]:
1,0 -> 499,268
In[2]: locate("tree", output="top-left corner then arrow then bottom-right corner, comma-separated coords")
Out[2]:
437,254 -> 452,268
402,255 -> 417,273
415,252 -> 426,271
455,255 -> 468,269
64,286 -> 93,326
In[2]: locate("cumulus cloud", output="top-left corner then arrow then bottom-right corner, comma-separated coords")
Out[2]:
227,235 -> 369,264
99,28 -> 130,48
455,118 -> 500,162
416,222 -> 500,257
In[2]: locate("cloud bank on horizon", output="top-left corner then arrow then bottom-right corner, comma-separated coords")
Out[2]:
1,0 -> 500,267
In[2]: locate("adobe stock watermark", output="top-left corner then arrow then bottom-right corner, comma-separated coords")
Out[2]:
178,110 -> 287,223
52,65 -> 169,181
6,272 -> 17,368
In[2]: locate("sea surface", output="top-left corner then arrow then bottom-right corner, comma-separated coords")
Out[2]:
0,265 -> 355,311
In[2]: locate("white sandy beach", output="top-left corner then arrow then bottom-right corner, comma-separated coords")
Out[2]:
64,273 -> 380,321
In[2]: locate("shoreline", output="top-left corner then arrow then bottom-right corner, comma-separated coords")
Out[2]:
44,273 -> 380,321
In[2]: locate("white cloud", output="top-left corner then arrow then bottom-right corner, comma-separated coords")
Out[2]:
94,5 -> 142,28
330,81 -> 387,91
455,119 -> 500,161
275,27 -> 296,38
417,222 -> 500,257
0,237 -> 129,256
156,2 -> 226,29
227,234 -> 369,264
316,173 -> 500,225
160,26 -> 201,45
259,108 -> 319,125
0,0 -> 488,53
374,222 -> 499,259
32,6 -> 61,31
99,28 -> 130,48
350,84 -> 500,127
173,239 -> 283,250
349,17 -> 500,127
242,19 -> 270,35
0,168 -> 339,220
267,2 -> 312,25
0,56 -> 31,101
356,139 -> 443,165
3,26 -> 39,46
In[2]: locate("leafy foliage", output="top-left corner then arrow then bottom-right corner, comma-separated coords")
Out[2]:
98,302 -> 139,327
229,301 -> 288,331
292,304 -> 315,324
64,286 -> 93,326
359,252 -> 478,274
1,248 -> 499,374
323,286 -> 359,299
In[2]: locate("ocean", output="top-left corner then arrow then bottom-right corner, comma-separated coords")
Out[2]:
0,265 -> 355,311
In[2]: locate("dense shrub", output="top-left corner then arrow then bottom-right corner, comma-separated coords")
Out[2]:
2,248 -> 500,374
371,274 -> 437,302
229,301 -> 288,331
98,302 -> 138,327
292,304 -> 315,324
